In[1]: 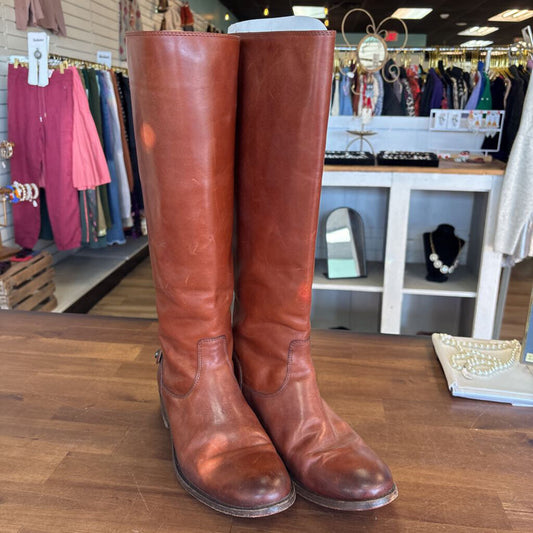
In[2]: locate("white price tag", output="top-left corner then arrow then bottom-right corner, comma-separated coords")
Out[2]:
97,51 -> 112,68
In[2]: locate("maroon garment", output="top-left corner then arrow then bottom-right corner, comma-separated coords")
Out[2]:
8,65 -> 80,250
15,0 -> 67,36
180,3 -> 194,27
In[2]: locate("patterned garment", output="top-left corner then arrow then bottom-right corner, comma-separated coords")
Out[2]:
119,0 -> 143,61
400,76 -> 415,117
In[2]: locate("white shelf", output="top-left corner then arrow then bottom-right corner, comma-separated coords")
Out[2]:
53,236 -> 149,312
313,164 -> 503,338
403,263 -> 477,297
313,259 -> 383,292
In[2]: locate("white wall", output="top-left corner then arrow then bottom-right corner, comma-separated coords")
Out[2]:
0,0 -> 218,253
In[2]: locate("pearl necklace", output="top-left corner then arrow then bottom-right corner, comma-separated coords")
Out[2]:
429,232 -> 463,275
439,333 -> 520,378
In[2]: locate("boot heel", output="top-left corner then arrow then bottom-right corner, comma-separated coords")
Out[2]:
155,350 -> 169,429
159,390 -> 170,430
160,403 -> 170,429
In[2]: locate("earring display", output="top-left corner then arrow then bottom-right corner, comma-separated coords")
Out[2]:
377,151 -> 439,167
423,224 -> 465,282
324,150 -> 375,165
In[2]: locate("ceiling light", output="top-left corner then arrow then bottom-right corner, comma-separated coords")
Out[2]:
457,26 -> 499,36
460,39 -> 494,47
292,6 -> 327,18
391,8 -> 433,20
489,9 -> 533,22
456,22 -> 468,26
440,13 -> 450,19
224,13 -> 230,21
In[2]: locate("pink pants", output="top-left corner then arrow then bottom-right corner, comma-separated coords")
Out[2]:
8,65 -> 81,250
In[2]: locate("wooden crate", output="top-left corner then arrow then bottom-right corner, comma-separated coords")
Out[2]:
0,252 -> 57,311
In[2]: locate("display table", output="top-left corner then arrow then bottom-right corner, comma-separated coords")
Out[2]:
0,311 -> 531,531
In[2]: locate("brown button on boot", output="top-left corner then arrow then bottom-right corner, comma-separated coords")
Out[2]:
232,25 -> 398,510
126,31 -> 294,517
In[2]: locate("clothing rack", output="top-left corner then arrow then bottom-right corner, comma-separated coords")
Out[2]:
8,53 -> 128,74
334,44 -> 532,72
335,45 -> 533,53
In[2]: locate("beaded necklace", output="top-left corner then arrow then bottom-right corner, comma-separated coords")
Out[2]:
429,232 -> 464,274
439,333 -> 520,378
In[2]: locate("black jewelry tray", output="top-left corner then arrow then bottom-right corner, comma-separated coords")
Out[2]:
377,151 -> 439,167
325,151 -> 376,166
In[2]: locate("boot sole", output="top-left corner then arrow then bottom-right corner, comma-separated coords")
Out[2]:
295,481 -> 398,511
160,403 -> 296,517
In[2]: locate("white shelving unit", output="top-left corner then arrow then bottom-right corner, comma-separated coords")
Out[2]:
312,163 -> 504,339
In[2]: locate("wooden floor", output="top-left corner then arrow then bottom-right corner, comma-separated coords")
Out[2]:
89,256 -> 533,340
1,311 -> 532,532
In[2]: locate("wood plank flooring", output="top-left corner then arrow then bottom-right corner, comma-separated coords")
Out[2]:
1,311 -> 532,532
89,256 -> 533,340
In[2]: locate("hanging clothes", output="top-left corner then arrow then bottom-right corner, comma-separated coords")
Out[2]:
330,73 -> 340,115
498,74 -> 526,161
406,66 -> 421,116
116,71 -> 144,228
419,68 -> 444,116
476,72 -> 492,110
382,60 -> 405,116
338,67 -> 354,116
110,71 -> 135,193
8,65 -> 80,250
490,76 -> 506,110
399,67 -> 415,117
100,71 -> 133,228
160,3 -> 182,31
465,62 -> 484,109
181,2 -> 194,31
7,65 -> 110,251
72,69 -> 111,191
98,71 -> 126,245
119,0 -> 143,61
494,77 -> 533,261
78,68 -> 110,248
374,71 -> 384,116
15,0 -> 67,36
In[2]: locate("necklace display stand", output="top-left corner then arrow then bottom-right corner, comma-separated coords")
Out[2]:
423,224 -> 465,282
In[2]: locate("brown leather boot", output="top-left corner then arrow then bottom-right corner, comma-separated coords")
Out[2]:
233,27 -> 398,511
126,31 -> 294,517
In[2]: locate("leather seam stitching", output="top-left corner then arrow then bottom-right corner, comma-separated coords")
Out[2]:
161,335 -> 227,399
127,31 -> 239,39
244,338 -> 310,398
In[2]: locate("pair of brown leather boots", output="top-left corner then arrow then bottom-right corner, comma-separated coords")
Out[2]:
126,25 -> 397,518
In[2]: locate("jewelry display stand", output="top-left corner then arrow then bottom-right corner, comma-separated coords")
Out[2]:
432,333 -> 533,406
423,224 -> 465,282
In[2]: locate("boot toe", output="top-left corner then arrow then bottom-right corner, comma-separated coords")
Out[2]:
181,445 -> 294,515
295,447 -> 397,510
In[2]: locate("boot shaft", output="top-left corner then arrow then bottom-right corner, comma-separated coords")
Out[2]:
233,30 -> 336,392
127,32 -> 240,393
